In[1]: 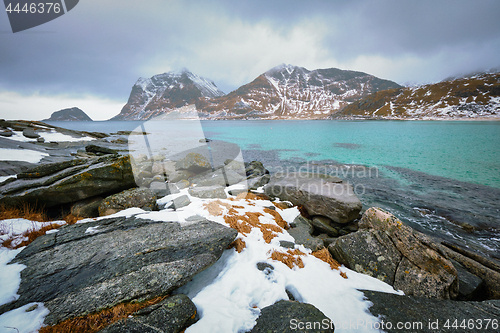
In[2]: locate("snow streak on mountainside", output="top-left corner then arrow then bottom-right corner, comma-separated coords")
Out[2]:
110,70 -> 225,121
198,64 -> 402,119
333,72 -> 500,120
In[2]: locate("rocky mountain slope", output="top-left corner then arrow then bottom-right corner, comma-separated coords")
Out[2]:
111,65 -> 401,120
43,107 -> 92,121
110,70 -> 225,121
333,72 -> 500,120
198,64 -> 402,119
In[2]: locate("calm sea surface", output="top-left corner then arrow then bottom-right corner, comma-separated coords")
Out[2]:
49,120 -> 500,258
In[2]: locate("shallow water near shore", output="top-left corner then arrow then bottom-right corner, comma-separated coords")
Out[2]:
48,120 -> 500,259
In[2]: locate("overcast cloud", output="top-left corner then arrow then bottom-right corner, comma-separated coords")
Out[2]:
1,0 -> 499,120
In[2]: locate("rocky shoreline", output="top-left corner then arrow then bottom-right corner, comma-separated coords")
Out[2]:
0,120 -> 499,332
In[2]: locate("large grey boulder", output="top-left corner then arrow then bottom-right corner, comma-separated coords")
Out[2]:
99,188 -> 157,216
330,207 -> 458,299
0,155 -> 136,208
330,229 -> 402,285
363,290 -> 500,333
0,216 -> 237,326
264,173 -> 361,224
97,294 -> 197,333
175,152 -> 211,173
249,300 -> 334,333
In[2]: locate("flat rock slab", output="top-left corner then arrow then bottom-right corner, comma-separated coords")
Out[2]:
363,290 -> 500,333
249,300 -> 334,333
0,216 -> 237,326
0,155 -> 136,207
264,174 -> 361,224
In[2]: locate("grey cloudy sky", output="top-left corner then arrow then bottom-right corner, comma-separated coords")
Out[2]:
1,0 -> 499,120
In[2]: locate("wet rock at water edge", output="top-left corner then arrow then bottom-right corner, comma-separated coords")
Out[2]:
329,207 -> 458,299
264,173 -> 362,224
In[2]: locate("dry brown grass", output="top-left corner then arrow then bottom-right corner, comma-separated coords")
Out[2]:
229,238 -> 246,253
39,295 -> 169,333
340,271 -> 348,279
0,203 -> 49,222
0,204 -> 81,249
312,248 -> 340,270
204,199 -> 287,246
269,249 -> 305,269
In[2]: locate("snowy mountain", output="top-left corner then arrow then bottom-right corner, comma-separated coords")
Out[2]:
198,64 -> 402,119
43,107 -> 92,121
110,70 -> 225,120
111,65 -> 401,120
333,72 -> 500,120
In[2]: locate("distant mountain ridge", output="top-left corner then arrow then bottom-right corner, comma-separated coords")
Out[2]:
44,107 -> 92,121
197,64 -> 402,119
332,72 -> 500,120
111,65 -> 402,120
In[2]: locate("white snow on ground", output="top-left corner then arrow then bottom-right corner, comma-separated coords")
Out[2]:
0,247 -> 24,306
0,148 -> 49,163
0,247 -> 47,333
0,302 -> 49,333
8,130 -> 95,143
0,187 -> 402,332
0,218 -> 66,248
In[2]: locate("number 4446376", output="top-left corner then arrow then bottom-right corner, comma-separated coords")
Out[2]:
5,2 -> 62,14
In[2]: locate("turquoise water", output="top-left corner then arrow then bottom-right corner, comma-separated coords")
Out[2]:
48,120 -> 500,257
201,120 -> 500,188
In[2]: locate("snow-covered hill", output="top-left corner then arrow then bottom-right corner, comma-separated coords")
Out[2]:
333,72 -> 500,120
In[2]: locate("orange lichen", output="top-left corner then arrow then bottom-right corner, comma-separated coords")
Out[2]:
269,249 -> 305,269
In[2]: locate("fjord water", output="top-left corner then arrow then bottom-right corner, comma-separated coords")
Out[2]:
50,120 -> 500,258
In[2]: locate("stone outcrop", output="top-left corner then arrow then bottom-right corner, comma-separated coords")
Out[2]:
264,172 -> 362,224
0,155 -> 136,208
99,188 -> 157,216
363,290 -> 500,333
288,215 -> 324,251
97,294 -> 197,333
329,207 -> 458,299
249,300 -> 334,333
0,216 -> 238,326
174,152 -> 211,173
